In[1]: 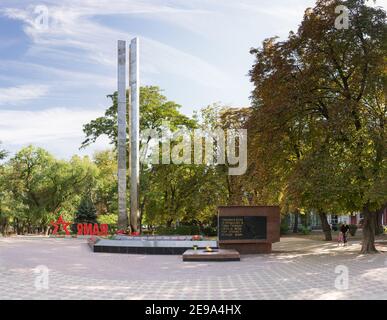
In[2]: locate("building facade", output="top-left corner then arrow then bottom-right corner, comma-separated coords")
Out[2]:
286,208 -> 387,230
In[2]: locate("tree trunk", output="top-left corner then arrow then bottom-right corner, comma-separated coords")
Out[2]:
319,211 -> 332,241
293,212 -> 299,233
166,219 -> 173,228
360,205 -> 379,254
0,217 -> 6,236
139,195 -> 147,234
14,219 -> 19,235
4,221 -> 8,236
300,213 -> 307,227
375,209 -> 383,235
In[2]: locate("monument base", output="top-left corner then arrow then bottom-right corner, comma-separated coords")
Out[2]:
89,236 -> 217,255
182,249 -> 240,262
218,206 -> 280,254
219,242 -> 272,254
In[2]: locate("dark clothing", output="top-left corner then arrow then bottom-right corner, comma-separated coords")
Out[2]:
340,224 -> 350,243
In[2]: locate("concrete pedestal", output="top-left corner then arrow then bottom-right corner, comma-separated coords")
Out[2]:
218,206 -> 280,254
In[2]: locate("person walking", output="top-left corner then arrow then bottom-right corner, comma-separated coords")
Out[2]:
340,223 -> 350,246
337,229 -> 344,246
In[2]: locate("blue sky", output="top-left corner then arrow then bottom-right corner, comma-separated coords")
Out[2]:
0,0 -> 385,159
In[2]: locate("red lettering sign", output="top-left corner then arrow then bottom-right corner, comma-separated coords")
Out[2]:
50,214 -> 109,237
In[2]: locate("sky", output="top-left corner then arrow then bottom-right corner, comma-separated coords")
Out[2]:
0,0 -> 385,160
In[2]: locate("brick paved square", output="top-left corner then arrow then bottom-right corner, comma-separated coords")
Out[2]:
0,236 -> 386,300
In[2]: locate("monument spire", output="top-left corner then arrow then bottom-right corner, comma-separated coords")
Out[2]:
117,40 -> 128,229
129,37 -> 140,232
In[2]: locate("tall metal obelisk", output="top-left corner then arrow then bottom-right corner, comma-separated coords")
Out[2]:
129,38 -> 140,232
117,40 -> 128,229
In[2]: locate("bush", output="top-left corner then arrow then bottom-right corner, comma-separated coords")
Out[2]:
175,225 -> 201,235
96,214 -> 119,235
74,196 -> 97,224
300,225 -> 311,235
155,226 -> 176,235
97,214 -> 117,225
71,195 -> 97,234
331,224 -> 338,231
107,224 -> 118,235
202,226 -> 217,237
156,225 -> 201,235
376,225 -> 384,235
141,229 -> 154,235
280,223 -> 289,235
349,224 -> 358,236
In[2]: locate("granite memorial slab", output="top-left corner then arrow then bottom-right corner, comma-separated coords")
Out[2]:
89,237 -> 218,255
218,206 -> 280,254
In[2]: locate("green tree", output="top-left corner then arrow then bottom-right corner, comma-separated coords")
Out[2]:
81,86 -> 197,230
93,150 -> 118,216
4,146 -> 97,234
0,143 -> 7,160
81,86 -> 196,148
74,196 -> 97,225
143,164 -> 227,228
248,0 -> 386,252
81,87 -> 241,232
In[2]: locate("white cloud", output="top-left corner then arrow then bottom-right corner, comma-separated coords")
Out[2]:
0,84 -> 49,106
0,107 -> 112,159
0,60 -> 115,89
1,1 -> 231,88
0,107 -> 102,144
142,38 -> 229,88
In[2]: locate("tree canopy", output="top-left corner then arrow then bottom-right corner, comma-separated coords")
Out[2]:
248,0 -> 386,252
0,143 -> 7,161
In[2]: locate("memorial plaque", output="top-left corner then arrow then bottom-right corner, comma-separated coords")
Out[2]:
218,206 -> 280,254
219,216 -> 267,241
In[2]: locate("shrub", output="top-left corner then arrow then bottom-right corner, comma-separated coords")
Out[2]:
108,225 -> 118,235
280,223 -> 289,235
349,224 -> 358,236
97,214 -> 117,225
156,225 -> 201,235
97,214 -> 118,235
71,196 -> 97,234
376,225 -> 384,235
156,226 -> 176,235
300,225 -> 311,235
202,226 -> 217,237
74,196 -> 97,224
175,225 -> 200,235
141,229 -> 154,235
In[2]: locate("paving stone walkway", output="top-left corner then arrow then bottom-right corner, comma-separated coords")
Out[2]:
0,236 -> 386,299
